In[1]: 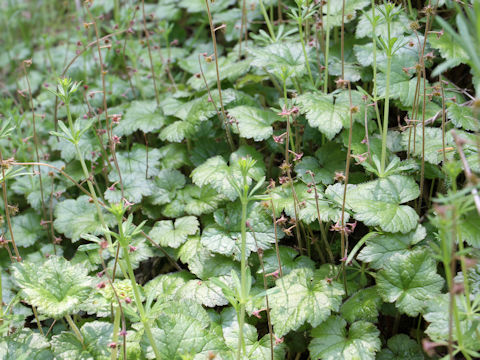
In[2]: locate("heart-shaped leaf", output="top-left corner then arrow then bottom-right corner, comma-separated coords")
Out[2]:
309,316 -> 381,360
149,216 -> 199,248
268,268 -> 344,337
376,250 -> 444,316
12,256 -> 94,318
228,105 -> 282,141
348,175 -> 420,233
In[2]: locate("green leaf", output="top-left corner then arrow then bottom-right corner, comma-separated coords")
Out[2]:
187,56 -> 251,91
158,143 -> 190,169
176,278 -> 229,307
295,157 -> 334,186
144,272 -> 193,301
12,256 -> 93,318
323,0 -> 370,29
201,202 -> 279,260
257,246 -> 315,284
295,142 -> 347,185
178,89 -> 249,123
179,0 -> 234,14
0,330 -> 53,360
114,145 -> 162,178
340,287 -> 383,323
54,195 -> 115,242
328,58 -> 362,82
202,203 -> 282,260
269,182 -> 346,225
159,120 -> 195,143
11,166 -> 67,211
148,169 -> 186,206
429,31 -> 469,68
455,263 -> 480,296
144,270 -> 228,307
142,301 -> 227,359
423,294 -> 480,350
228,105 -> 282,141
447,102 -> 480,131
149,216 -> 199,248
8,211 -> 44,247
113,100 -> 164,136
377,334 -> 424,360
105,146 -> 162,203
191,156 -> 234,199
348,175 -> 420,233
49,119 -> 98,162
189,138 -> 230,167
296,92 -> 345,140
51,321 -> 113,360
401,127 -> 454,165
309,316 -> 381,360
250,42 -> 308,78
178,236 -> 239,279
192,145 -> 265,201
356,4 -> 410,39
378,73 -> 425,107
220,307 -> 286,359
149,0 -> 181,20
113,236 -> 153,270
162,184 -> 225,218
268,268 -> 344,337
376,250 -> 444,316
105,173 -> 154,204
357,225 -> 426,269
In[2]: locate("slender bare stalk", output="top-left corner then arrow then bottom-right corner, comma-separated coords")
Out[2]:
85,4 -> 125,199
204,0 -> 235,151
48,179 -> 57,254
339,82 -> 354,295
0,151 -> 21,261
268,199 -> 283,277
22,62 -> 47,220
155,27 -> 177,91
440,76 -> 447,164
308,172 -> 334,262
141,0 -> 160,105
198,56 -> 224,127
341,0 -> 346,79
418,0 -> 436,211
54,29 -> 127,133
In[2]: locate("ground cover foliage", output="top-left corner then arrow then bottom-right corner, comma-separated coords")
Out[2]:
1,0 -> 480,359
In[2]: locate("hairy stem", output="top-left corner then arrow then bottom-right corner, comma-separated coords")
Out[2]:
380,55 -> 392,175
119,222 -> 161,359
65,314 -> 84,345
237,181 -> 249,359
370,0 -> 383,135
297,13 -> 314,86
111,306 -> 121,360
323,0 -> 331,93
